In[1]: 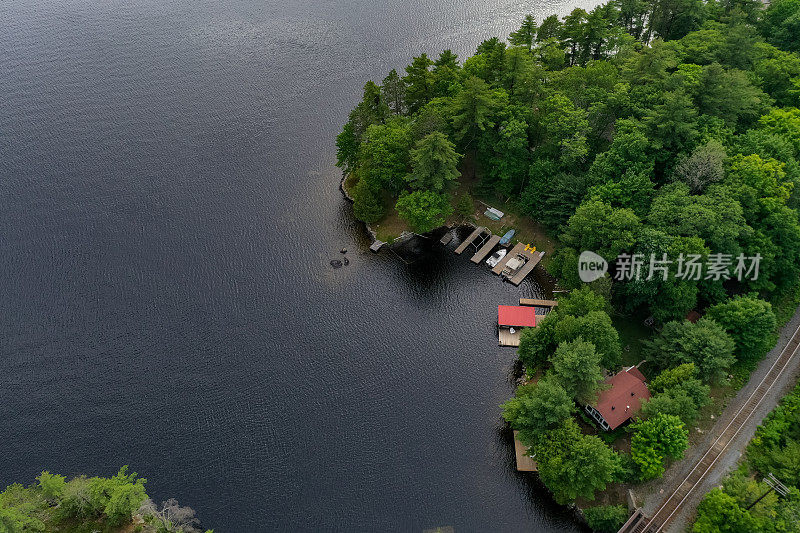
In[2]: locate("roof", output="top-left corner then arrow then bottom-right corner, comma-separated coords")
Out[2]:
498,305 -> 537,327
593,367 -> 651,430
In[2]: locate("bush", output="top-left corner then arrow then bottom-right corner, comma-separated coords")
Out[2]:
584,504 -> 629,532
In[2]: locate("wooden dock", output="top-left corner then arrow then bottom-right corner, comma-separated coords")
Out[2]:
491,243 -> 544,285
499,327 -> 522,347
509,251 -> 544,286
453,226 -> 487,254
519,298 -> 558,308
439,231 -> 454,245
491,242 -> 525,274
369,240 -> 385,252
513,431 -> 538,471
471,234 -> 501,264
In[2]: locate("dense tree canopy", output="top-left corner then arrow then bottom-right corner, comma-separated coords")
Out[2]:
339,5 -> 800,322
338,0 -> 800,508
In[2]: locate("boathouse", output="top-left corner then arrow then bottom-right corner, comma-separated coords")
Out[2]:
584,366 -> 650,431
497,305 -> 538,347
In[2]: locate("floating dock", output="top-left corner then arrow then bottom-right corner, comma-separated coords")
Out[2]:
369,240 -> 385,252
491,242 -> 522,274
491,243 -> 545,285
439,231 -> 454,245
513,431 -> 538,471
499,328 -> 522,346
509,251 -> 544,286
453,226 -> 487,255
470,234 -> 501,264
519,298 -> 558,308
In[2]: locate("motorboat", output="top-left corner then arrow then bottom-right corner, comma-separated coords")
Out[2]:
486,248 -> 507,267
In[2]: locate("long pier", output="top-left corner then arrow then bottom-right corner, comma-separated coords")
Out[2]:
618,323 -> 800,533
519,298 -> 558,308
471,234 -> 501,264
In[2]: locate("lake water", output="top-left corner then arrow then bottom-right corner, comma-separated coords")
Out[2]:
0,1 -> 596,531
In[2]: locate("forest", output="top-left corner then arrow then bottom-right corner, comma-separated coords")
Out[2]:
693,383 -> 800,532
0,467 -> 210,533
336,0 -> 800,526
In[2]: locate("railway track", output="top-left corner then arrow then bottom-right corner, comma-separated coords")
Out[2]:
618,322 -> 800,533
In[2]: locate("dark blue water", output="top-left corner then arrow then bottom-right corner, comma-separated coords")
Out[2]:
0,1 -> 595,531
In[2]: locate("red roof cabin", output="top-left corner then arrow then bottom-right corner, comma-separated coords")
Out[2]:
584,366 -> 650,431
497,305 -> 539,347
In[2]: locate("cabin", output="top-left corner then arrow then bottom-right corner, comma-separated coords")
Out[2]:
497,305 -> 539,347
584,366 -> 650,431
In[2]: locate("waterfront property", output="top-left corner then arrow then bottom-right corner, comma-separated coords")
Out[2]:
497,305 -> 539,347
584,366 -> 650,431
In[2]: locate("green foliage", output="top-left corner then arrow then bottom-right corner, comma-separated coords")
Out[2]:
694,383 -> 800,532
747,382 -> 800,487
0,467 -> 187,532
693,488 -> 760,532
550,337 -> 605,404
501,378 -> 574,437
533,419 -> 619,504
350,178 -> 385,224
36,472 -> 65,503
395,190 -> 453,233
538,93 -> 590,168
630,413 -> 689,480
517,313 -> 558,371
403,54 -> 434,114
450,76 -> 504,145
643,317 -> 736,382
554,311 -> 622,370
707,295 -> 777,367
650,362 -> 697,392
558,285 -> 613,316
358,118 -> 412,194
583,504 -> 629,533
509,15 -> 537,51
455,193 -> 474,218
761,0 -> 800,53
406,132 -> 461,192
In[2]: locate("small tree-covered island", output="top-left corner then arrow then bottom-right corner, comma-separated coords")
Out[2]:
0,467 -> 211,533
338,0 -> 800,530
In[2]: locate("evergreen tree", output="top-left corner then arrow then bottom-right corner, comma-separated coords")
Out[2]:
406,132 -> 461,192
509,15 -> 538,51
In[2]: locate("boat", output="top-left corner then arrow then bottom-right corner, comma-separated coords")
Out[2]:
501,255 -> 527,278
499,229 -> 515,245
486,248 -> 507,267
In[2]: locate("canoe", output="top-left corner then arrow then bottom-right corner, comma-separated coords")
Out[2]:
499,229 -> 515,245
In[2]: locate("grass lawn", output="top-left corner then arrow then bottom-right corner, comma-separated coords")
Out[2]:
613,314 -> 653,369
343,153 -> 561,251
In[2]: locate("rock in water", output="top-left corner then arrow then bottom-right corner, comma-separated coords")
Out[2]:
343,257 -> 350,266
330,260 -> 343,268
340,248 -> 347,254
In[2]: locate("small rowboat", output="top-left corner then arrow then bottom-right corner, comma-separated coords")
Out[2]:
499,229 -> 515,245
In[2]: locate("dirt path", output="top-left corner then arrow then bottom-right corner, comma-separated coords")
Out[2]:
633,305 -> 800,532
